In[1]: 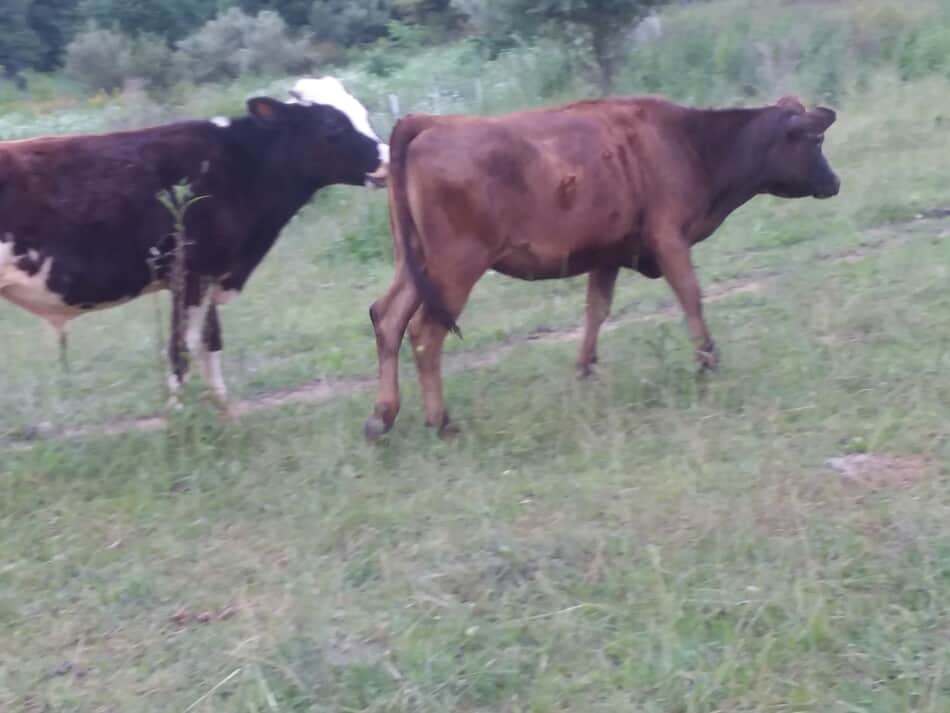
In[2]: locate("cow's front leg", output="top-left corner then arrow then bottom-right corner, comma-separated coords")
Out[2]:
199,303 -> 232,417
576,265 -> 620,378
654,232 -> 718,371
183,281 -> 233,417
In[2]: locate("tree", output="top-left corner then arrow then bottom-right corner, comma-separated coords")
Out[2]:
309,0 -> 390,46
27,0 -> 78,71
236,0 -> 313,28
0,0 -> 44,77
76,0 -> 222,43
457,0 -> 668,94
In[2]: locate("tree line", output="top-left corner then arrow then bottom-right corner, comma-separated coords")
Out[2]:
2,0 -> 669,93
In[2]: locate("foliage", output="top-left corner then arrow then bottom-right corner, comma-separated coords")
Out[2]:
175,8 -> 314,83
76,0 -> 221,43
63,23 -> 175,93
454,0 -> 668,92
26,0 -> 78,71
63,23 -> 134,93
309,0 -> 392,46
0,0 -> 45,77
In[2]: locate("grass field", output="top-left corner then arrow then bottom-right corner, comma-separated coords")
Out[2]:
4,4 -> 950,710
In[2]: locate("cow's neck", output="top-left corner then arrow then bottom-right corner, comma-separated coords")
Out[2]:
226,118 -> 320,217
686,107 -> 772,227
220,119 -> 322,282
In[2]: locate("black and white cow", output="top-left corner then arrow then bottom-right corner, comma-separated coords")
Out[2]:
0,76 -> 388,414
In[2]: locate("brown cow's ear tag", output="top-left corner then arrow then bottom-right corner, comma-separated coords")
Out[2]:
247,97 -> 284,123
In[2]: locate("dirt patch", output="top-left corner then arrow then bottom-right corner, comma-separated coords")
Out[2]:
825,453 -> 932,490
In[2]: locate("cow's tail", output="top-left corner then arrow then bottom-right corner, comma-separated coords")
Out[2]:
389,115 -> 461,338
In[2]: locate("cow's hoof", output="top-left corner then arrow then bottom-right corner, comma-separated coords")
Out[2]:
695,342 -> 720,373
576,364 -> 596,380
435,413 -> 460,439
165,397 -> 184,414
208,393 -> 236,420
364,414 -> 390,442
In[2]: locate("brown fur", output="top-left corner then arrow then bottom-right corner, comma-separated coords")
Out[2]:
365,95 -> 840,438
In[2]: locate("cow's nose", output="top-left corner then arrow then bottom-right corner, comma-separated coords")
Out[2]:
816,175 -> 840,199
365,144 -> 389,188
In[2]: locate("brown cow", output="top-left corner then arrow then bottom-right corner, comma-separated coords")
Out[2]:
365,95 -> 840,439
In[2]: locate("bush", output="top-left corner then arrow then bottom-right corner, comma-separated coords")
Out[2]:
175,8 -> 314,83
309,0 -> 391,47
126,33 -> 176,92
63,23 -> 133,93
64,24 -> 176,94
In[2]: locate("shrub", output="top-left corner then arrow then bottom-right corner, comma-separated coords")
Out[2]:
64,24 -> 175,94
175,8 -> 314,83
63,23 -> 133,93
126,33 -> 176,92
309,0 -> 391,47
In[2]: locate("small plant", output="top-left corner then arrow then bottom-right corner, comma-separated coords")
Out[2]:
154,181 -> 208,401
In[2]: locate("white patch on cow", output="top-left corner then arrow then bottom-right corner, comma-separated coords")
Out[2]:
0,244 -> 76,330
166,372 -> 184,411
210,116 -> 231,128
2,239 -> 164,331
168,373 -> 184,395
214,286 -> 239,306
378,142 -> 390,165
184,293 -> 213,356
204,350 -> 227,400
290,77 -> 382,144
201,160 -> 210,174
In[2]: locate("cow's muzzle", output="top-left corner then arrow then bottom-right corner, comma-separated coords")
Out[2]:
814,174 -> 840,200
365,143 -> 390,188
365,163 -> 388,188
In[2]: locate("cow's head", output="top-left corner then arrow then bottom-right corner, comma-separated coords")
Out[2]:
762,96 -> 840,200
246,76 -> 389,188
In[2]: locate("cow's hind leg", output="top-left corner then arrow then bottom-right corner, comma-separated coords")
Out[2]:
365,269 -> 421,440
406,264 -> 484,437
576,265 -> 619,378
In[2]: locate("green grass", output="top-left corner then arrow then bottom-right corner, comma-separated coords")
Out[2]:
2,214 -> 949,712
4,2 -> 950,709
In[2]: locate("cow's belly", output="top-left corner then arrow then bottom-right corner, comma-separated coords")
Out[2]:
491,232 -> 650,281
492,245 -> 607,280
0,239 -> 160,327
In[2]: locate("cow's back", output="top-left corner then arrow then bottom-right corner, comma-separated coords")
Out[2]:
0,122 -> 236,311
401,100 -> 684,279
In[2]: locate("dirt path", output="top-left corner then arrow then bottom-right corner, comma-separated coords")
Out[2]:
5,211 -> 949,450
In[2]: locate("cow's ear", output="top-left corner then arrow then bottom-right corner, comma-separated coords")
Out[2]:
247,97 -> 287,124
787,106 -> 837,137
809,107 -> 837,132
777,96 -> 805,112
